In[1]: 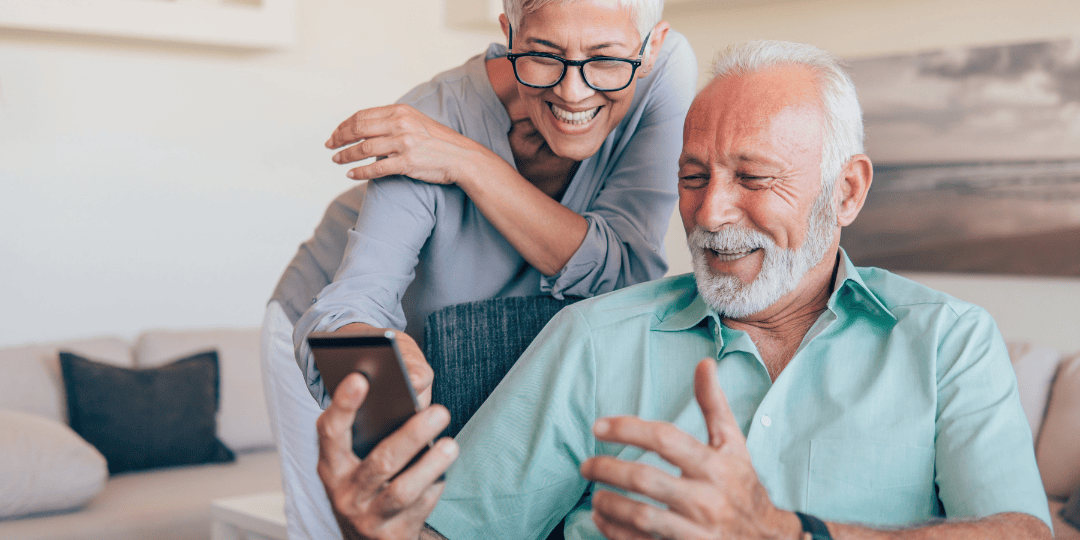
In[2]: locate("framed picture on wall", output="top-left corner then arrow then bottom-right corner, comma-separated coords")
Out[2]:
842,38 -> 1080,277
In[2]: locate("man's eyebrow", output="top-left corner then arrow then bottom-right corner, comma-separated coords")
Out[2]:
678,154 -> 707,168
736,153 -> 785,168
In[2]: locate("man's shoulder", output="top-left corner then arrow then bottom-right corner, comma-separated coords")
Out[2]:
854,265 -> 985,321
562,273 -> 699,330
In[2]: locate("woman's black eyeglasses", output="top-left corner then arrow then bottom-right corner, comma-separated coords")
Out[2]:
505,25 -> 652,92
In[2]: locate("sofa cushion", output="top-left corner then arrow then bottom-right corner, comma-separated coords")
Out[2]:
0,337 -> 131,424
0,410 -> 108,520
1037,352 -> 1080,499
1006,341 -> 1062,437
59,350 -> 235,474
134,328 -> 273,452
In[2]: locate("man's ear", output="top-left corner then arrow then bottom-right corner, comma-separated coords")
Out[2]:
499,14 -> 512,48
639,21 -> 670,77
836,154 -> 873,227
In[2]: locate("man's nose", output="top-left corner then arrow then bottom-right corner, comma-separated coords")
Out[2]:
553,65 -> 596,103
695,181 -> 743,232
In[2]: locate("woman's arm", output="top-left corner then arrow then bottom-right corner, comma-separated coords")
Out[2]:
325,101 -> 588,277
292,176 -> 438,406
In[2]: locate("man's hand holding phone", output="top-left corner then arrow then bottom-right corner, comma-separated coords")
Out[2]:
313,326 -> 457,540
331,322 -> 435,407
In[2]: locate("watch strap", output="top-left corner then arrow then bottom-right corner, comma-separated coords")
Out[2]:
795,511 -> 833,540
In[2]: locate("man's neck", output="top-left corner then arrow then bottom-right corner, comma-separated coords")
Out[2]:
722,250 -> 840,381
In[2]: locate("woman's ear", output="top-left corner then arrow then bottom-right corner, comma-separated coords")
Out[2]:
639,21 -> 670,77
836,154 -> 873,227
499,14 -> 512,49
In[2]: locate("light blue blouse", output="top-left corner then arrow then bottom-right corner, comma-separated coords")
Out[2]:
426,252 -> 1052,539
294,34 -> 697,405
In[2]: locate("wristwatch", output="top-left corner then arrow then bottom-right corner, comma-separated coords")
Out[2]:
795,512 -> 834,540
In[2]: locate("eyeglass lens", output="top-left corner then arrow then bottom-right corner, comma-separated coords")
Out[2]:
515,56 -> 635,91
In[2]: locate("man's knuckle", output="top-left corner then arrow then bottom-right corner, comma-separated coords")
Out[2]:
380,481 -> 412,510
365,453 -> 397,477
315,417 -> 335,440
629,504 -> 656,530
627,467 -> 653,492
655,425 -> 681,453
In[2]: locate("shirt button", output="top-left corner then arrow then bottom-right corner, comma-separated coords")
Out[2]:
760,415 -> 772,427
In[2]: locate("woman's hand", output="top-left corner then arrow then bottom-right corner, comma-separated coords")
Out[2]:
326,104 -> 496,186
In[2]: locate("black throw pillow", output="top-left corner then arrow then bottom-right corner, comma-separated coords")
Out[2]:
1064,484 -> 1080,531
59,350 -> 235,474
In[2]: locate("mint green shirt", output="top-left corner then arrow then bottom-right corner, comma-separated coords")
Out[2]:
427,252 -> 1052,539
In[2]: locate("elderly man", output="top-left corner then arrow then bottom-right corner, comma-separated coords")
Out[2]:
316,40 -> 1052,540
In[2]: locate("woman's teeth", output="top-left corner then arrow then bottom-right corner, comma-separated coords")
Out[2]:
550,103 -> 599,125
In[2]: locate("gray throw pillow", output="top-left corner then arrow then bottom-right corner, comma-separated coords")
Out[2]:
59,350 -> 234,474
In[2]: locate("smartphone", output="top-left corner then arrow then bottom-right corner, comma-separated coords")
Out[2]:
308,330 -> 424,459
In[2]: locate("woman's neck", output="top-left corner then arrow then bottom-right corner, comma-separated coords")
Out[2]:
486,56 -> 580,199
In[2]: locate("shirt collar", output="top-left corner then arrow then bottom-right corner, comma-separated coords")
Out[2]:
652,248 -> 896,335
830,248 -> 897,324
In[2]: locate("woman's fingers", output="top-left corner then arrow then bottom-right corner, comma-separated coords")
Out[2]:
326,104 -> 402,149
332,133 -> 403,165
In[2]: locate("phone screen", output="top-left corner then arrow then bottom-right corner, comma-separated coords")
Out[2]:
309,331 -> 421,458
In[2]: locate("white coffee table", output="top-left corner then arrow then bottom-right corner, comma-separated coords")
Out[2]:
210,491 -> 288,540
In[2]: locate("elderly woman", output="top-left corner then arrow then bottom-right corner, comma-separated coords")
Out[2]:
263,0 -> 695,537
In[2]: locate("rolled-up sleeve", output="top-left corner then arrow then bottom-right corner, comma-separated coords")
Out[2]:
541,35 -> 697,299
292,176 -> 438,406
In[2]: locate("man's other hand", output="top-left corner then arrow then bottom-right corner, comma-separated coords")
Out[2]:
580,359 -> 799,540
317,371 -> 458,540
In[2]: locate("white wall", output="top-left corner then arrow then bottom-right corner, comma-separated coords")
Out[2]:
0,1 -> 497,346
3,0 -> 1078,347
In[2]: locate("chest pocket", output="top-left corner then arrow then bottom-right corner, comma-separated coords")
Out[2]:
806,439 -> 937,526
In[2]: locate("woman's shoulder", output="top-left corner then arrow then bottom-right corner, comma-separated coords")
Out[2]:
392,46 -> 508,141
651,30 -> 697,88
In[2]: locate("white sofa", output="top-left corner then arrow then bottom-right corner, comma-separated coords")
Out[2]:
0,328 -> 282,540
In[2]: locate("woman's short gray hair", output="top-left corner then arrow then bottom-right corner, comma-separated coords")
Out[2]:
502,0 -> 664,54
710,40 -> 864,189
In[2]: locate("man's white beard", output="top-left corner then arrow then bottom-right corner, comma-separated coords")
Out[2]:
688,183 -> 837,319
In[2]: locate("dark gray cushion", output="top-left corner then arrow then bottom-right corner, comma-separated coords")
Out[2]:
59,350 -> 234,474
1064,484 -> 1080,531
423,295 -> 581,438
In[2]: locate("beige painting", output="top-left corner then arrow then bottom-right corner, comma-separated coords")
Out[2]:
842,39 -> 1080,276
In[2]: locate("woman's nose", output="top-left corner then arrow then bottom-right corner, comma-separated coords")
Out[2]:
553,65 -> 596,103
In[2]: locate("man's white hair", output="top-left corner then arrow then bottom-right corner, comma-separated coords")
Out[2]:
710,40 -> 864,188
502,0 -> 664,57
